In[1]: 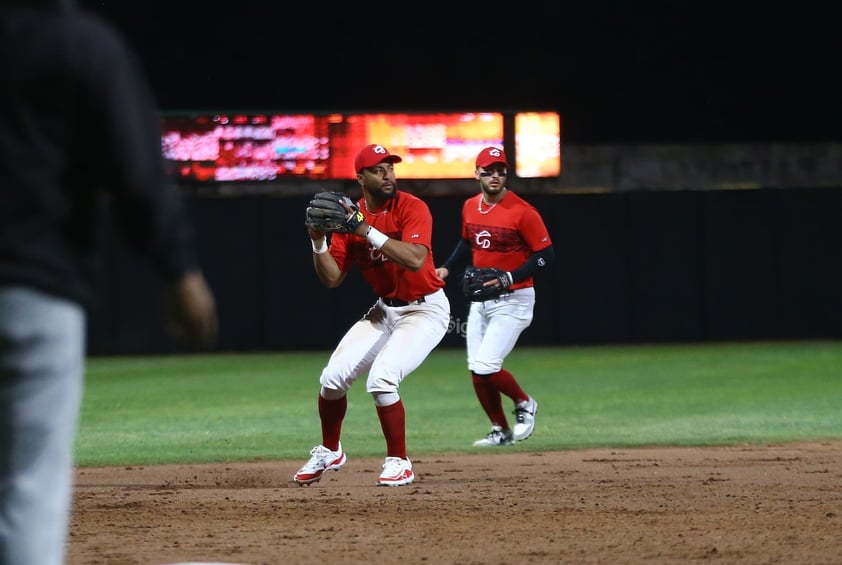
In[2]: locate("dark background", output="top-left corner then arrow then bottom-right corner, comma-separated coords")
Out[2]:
77,2 -> 842,354
85,2 -> 840,144
89,188 -> 842,355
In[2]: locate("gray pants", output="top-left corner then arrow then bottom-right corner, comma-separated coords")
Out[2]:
0,287 -> 85,565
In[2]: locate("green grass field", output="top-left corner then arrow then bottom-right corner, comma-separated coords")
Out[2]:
75,341 -> 842,467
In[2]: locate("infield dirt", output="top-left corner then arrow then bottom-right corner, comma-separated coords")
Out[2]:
69,441 -> 841,564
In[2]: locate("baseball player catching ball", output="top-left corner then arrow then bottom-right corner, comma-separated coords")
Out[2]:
295,143 -> 450,486
436,146 -> 555,446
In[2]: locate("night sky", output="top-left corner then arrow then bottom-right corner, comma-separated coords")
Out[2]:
85,2 -> 839,144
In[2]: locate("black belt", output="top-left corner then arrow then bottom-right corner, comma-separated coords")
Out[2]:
381,296 -> 426,307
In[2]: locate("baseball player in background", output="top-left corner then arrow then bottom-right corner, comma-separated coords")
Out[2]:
436,147 -> 555,446
295,144 -> 450,486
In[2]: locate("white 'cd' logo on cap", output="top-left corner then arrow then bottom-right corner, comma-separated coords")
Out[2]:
374,145 -> 387,155
489,148 -> 502,158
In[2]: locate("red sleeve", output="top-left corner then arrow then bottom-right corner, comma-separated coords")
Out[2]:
519,204 -> 553,251
397,194 -> 435,250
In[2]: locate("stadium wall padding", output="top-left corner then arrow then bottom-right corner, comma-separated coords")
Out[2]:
86,187 -> 842,355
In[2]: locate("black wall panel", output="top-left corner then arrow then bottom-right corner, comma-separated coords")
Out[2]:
544,193 -> 632,343
626,190 -> 704,342
86,187 -> 842,355
193,197 -> 264,351
776,188 -> 842,337
702,190 -> 780,339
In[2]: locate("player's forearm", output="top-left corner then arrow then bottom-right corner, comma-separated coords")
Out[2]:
509,245 -> 556,283
362,226 -> 426,271
310,237 -> 344,287
439,238 -> 470,273
313,255 -> 345,287
378,240 -> 427,272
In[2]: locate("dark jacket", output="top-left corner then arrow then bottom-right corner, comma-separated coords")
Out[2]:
0,0 -> 196,308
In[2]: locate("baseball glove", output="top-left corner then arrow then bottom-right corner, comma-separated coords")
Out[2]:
462,266 -> 512,302
305,191 -> 365,233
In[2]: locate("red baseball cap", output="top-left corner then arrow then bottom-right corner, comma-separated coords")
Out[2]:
475,146 -> 509,169
354,144 -> 403,173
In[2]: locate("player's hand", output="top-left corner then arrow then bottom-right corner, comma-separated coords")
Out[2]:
435,267 -> 449,280
164,270 -> 218,350
462,266 -> 511,302
305,191 -> 365,234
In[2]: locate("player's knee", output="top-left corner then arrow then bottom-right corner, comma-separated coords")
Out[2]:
319,374 -> 351,394
371,391 -> 400,406
470,361 -> 502,375
366,375 -> 399,396
320,386 -> 346,400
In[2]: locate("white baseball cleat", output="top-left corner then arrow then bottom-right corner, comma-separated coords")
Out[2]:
472,425 -> 515,447
293,443 -> 346,486
377,456 -> 414,486
513,397 -> 538,442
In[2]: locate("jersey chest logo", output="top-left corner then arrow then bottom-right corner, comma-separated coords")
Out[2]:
474,230 -> 492,249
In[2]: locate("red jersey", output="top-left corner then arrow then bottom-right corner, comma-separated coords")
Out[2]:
329,191 -> 445,302
462,190 -> 552,290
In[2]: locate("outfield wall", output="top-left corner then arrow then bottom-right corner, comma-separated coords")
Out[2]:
86,186 -> 842,355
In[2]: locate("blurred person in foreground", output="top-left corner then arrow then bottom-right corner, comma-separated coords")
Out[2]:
436,147 -> 554,447
0,1 -> 218,564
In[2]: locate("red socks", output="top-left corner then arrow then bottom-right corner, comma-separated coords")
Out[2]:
472,373 -> 509,429
318,394 -> 347,451
488,368 -> 529,405
472,368 -> 529,429
376,400 -> 407,460
321,395 -> 409,460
